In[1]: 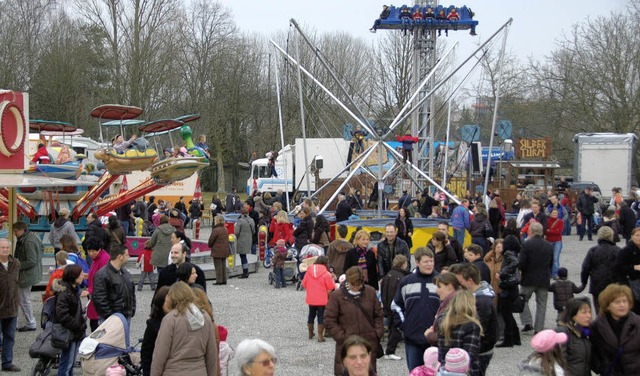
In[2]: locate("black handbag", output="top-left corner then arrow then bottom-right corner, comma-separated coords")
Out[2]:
499,272 -> 520,289
51,323 -> 71,350
512,294 -> 526,313
29,326 -> 59,358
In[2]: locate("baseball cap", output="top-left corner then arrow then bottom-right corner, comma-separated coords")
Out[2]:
530,329 -> 568,353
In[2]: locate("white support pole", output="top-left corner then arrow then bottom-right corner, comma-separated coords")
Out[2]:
388,18 -> 514,134
309,142 -> 376,200
289,19 -> 374,138
318,144 -> 378,215
270,41 -> 377,138
443,97 -> 452,187
384,43 -> 457,137
273,55 -> 290,211
382,142 -> 461,205
294,36 -> 313,199
483,23 -> 511,198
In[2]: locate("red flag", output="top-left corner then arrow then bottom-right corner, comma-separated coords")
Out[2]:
119,175 -> 128,193
193,176 -> 202,200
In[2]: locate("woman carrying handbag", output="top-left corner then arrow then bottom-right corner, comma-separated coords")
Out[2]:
495,235 -> 522,348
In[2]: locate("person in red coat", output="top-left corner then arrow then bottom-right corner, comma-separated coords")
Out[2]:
269,210 -> 294,247
395,133 -> 419,164
32,143 -> 50,164
545,208 -> 565,279
302,256 -> 336,342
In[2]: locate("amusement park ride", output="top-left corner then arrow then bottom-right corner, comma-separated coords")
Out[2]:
0,93 -> 209,245
73,104 -> 209,219
268,2 -> 511,217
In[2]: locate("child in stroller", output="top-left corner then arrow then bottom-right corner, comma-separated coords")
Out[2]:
268,240 -> 297,287
79,313 -> 142,375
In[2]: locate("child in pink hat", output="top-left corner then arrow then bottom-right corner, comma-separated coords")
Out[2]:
519,329 -> 568,374
437,348 -> 470,376
409,347 -> 441,376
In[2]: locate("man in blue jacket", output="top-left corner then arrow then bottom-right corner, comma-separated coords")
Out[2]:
391,247 -> 440,371
451,199 -> 470,245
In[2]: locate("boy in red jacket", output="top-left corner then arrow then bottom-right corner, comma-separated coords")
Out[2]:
301,255 -> 335,342
137,246 -> 156,291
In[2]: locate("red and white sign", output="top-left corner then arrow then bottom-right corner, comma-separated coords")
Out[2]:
0,91 -> 28,173
193,176 -> 202,200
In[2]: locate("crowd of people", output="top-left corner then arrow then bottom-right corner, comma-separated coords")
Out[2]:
4,182 -> 640,375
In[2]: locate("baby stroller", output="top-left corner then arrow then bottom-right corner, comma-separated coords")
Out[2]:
28,296 -> 60,375
79,313 -> 141,375
297,244 -> 326,290
268,246 -> 298,286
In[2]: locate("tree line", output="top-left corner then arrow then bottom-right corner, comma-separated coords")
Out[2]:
0,0 -> 638,191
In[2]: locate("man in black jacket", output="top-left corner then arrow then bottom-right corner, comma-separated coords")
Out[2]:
617,201 -> 636,242
156,243 -> 206,293
92,245 -> 136,322
576,187 -> 599,241
450,263 -> 498,374
518,222 -> 553,333
420,189 -> 440,217
83,212 -> 108,251
377,224 -> 411,278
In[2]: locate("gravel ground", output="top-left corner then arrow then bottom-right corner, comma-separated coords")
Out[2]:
13,230 -> 596,375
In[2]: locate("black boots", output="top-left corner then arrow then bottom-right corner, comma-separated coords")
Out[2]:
238,269 -> 249,279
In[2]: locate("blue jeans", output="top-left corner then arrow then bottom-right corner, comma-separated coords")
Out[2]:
274,268 -> 286,287
120,220 -> 130,236
405,343 -> 429,370
0,317 -> 16,368
239,254 -> 248,271
578,214 -> 594,239
308,305 -> 325,325
453,228 -> 465,246
58,340 -> 79,376
551,241 -> 563,277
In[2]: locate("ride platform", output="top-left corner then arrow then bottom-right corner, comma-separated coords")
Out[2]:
373,5 -> 477,32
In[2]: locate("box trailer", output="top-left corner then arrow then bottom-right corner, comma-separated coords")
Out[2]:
573,133 -> 637,199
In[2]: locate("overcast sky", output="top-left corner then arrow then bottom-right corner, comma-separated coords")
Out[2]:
216,0 -> 628,62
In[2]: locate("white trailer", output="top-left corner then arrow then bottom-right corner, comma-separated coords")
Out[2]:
573,133 -> 637,199
246,138 -> 351,195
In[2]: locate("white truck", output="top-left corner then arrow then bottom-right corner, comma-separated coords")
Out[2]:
246,138 -> 352,195
573,133 -> 637,199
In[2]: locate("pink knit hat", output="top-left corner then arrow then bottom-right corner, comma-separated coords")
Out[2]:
423,347 -> 440,372
106,365 -> 126,376
444,348 -> 470,373
531,329 -> 568,353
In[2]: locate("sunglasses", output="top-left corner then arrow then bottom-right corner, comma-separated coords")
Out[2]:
254,357 -> 277,367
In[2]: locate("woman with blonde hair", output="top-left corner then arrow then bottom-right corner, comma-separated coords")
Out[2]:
151,282 -> 218,376
270,209 -> 294,246
437,290 -> 483,376
343,230 -> 378,290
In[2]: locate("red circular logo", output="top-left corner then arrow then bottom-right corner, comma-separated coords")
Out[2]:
0,101 -> 25,157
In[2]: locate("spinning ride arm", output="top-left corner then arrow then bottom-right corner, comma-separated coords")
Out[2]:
72,172 -> 120,219
0,189 -> 37,219
94,177 -> 168,217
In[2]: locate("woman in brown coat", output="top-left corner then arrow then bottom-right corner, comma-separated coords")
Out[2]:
151,282 -> 218,376
208,215 -> 230,285
484,238 -> 504,306
324,266 -> 384,376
